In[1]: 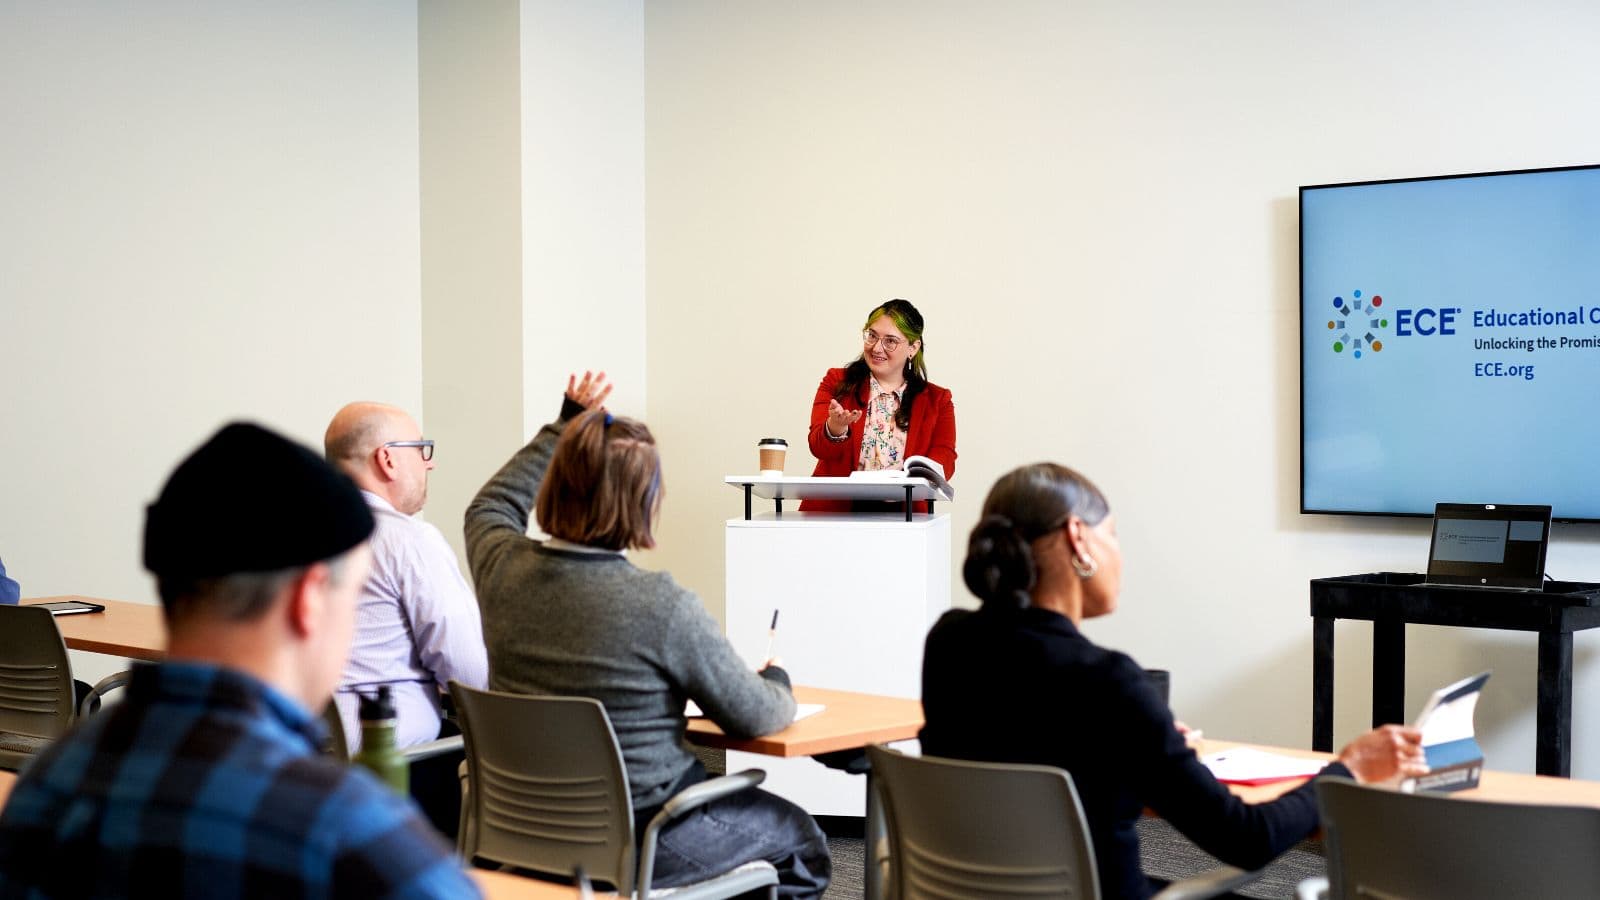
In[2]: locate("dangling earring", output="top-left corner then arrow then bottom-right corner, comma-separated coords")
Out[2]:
1072,554 -> 1099,579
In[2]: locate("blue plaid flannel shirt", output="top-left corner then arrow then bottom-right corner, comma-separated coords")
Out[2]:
0,661 -> 479,899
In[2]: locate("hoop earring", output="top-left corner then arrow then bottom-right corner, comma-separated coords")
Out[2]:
1072,554 -> 1098,579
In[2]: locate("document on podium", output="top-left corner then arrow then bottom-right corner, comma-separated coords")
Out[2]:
848,455 -> 953,498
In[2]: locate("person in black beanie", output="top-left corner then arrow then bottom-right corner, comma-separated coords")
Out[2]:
0,422 -> 480,899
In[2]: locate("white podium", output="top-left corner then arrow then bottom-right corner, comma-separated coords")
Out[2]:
723,476 -> 952,816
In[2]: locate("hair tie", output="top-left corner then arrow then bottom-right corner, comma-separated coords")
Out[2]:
603,412 -> 614,428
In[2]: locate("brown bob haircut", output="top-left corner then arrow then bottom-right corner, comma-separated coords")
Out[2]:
536,408 -> 663,551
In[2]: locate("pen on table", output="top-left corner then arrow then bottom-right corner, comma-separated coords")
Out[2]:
764,609 -> 780,663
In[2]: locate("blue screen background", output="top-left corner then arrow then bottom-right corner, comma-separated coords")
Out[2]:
1302,167 -> 1600,519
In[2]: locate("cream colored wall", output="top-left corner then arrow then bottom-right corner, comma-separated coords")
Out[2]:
643,1 -> 1600,775
0,2 -> 422,680
420,0 -> 526,563
415,0 -> 646,563
520,0 -> 647,428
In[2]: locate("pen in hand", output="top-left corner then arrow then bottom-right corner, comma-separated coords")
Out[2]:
763,609 -> 780,665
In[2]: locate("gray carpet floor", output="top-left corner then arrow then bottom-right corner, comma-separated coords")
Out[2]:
821,820 -> 1325,899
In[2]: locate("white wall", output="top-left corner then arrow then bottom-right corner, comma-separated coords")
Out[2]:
0,2 -> 422,677
643,0 -> 1600,775
520,0 -> 646,427
418,1 -> 645,563
419,0 -> 525,563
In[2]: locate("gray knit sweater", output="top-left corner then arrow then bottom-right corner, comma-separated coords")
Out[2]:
465,414 -> 796,809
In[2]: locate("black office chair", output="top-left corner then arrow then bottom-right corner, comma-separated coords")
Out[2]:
0,605 -> 128,771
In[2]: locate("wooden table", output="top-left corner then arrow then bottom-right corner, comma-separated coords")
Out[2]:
1202,739 -> 1600,809
472,869 -> 614,899
22,597 -> 166,661
683,685 -> 923,756
685,684 -> 921,900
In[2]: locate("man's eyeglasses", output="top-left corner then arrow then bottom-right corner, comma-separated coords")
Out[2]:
382,440 -> 434,461
862,330 -> 905,352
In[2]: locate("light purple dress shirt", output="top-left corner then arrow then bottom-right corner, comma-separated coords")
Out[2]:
336,491 -> 489,752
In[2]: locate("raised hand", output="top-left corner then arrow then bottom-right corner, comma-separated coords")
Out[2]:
826,399 -> 862,437
566,371 -> 615,410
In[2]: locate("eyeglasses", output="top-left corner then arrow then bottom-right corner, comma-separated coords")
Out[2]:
382,440 -> 434,461
862,330 -> 905,352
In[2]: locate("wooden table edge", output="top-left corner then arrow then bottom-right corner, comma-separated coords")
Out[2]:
21,596 -> 167,661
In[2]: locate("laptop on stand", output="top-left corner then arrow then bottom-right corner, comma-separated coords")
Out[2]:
1416,503 -> 1552,592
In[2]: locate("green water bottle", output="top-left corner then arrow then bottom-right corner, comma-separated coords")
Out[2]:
353,685 -> 408,793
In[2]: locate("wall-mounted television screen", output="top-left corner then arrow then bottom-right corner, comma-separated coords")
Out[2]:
1301,164 -> 1600,521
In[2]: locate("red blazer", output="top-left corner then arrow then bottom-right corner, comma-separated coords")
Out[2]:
802,367 -> 957,512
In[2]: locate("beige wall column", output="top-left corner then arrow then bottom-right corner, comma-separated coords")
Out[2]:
419,0 -> 526,561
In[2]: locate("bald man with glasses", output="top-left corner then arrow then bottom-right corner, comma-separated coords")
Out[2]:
324,403 -> 488,833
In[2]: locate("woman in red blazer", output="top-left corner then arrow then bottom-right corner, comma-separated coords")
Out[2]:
802,299 -> 956,512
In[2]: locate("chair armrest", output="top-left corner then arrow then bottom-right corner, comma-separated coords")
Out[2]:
79,671 -> 132,717
400,734 -> 463,763
1152,865 -> 1260,900
637,769 -> 766,895
1295,875 -> 1330,900
658,769 -> 765,822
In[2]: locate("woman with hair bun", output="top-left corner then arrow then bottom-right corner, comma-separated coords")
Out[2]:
920,463 -> 1427,900
801,298 -> 956,512
466,372 -> 830,898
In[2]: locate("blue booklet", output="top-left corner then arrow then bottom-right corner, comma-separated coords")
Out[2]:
1402,670 -> 1490,793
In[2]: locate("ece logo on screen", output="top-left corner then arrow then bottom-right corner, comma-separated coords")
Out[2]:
1393,307 -> 1459,336
1324,290 -> 1387,359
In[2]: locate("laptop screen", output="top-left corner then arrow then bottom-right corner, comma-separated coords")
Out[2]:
1426,503 -> 1552,589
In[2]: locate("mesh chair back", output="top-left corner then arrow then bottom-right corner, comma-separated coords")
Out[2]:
0,606 -> 75,745
1318,776 -> 1600,900
868,745 -> 1101,900
451,684 -> 635,892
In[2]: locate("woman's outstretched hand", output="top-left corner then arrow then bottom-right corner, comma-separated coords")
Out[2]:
826,398 -> 862,437
567,371 -> 614,410
1337,724 -> 1428,784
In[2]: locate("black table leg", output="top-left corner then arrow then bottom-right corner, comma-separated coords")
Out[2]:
1313,616 -> 1334,752
743,484 -> 752,521
904,485 -> 914,522
1372,619 -> 1405,728
1537,629 -> 1573,777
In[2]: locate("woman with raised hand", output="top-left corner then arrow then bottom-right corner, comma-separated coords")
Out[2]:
920,462 -> 1427,900
465,372 -> 830,898
802,298 -> 956,512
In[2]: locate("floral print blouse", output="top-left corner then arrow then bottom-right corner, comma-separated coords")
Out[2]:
857,377 -> 908,471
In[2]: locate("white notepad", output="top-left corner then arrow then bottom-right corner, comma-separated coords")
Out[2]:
1201,747 -> 1326,785
685,700 -> 824,723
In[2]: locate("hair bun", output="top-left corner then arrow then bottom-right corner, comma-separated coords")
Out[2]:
962,514 -> 1034,609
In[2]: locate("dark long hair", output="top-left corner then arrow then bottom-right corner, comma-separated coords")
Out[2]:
962,463 -> 1110,610
833,298 -> 928,431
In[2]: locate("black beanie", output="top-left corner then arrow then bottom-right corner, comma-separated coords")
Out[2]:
143,422 -> 375,578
